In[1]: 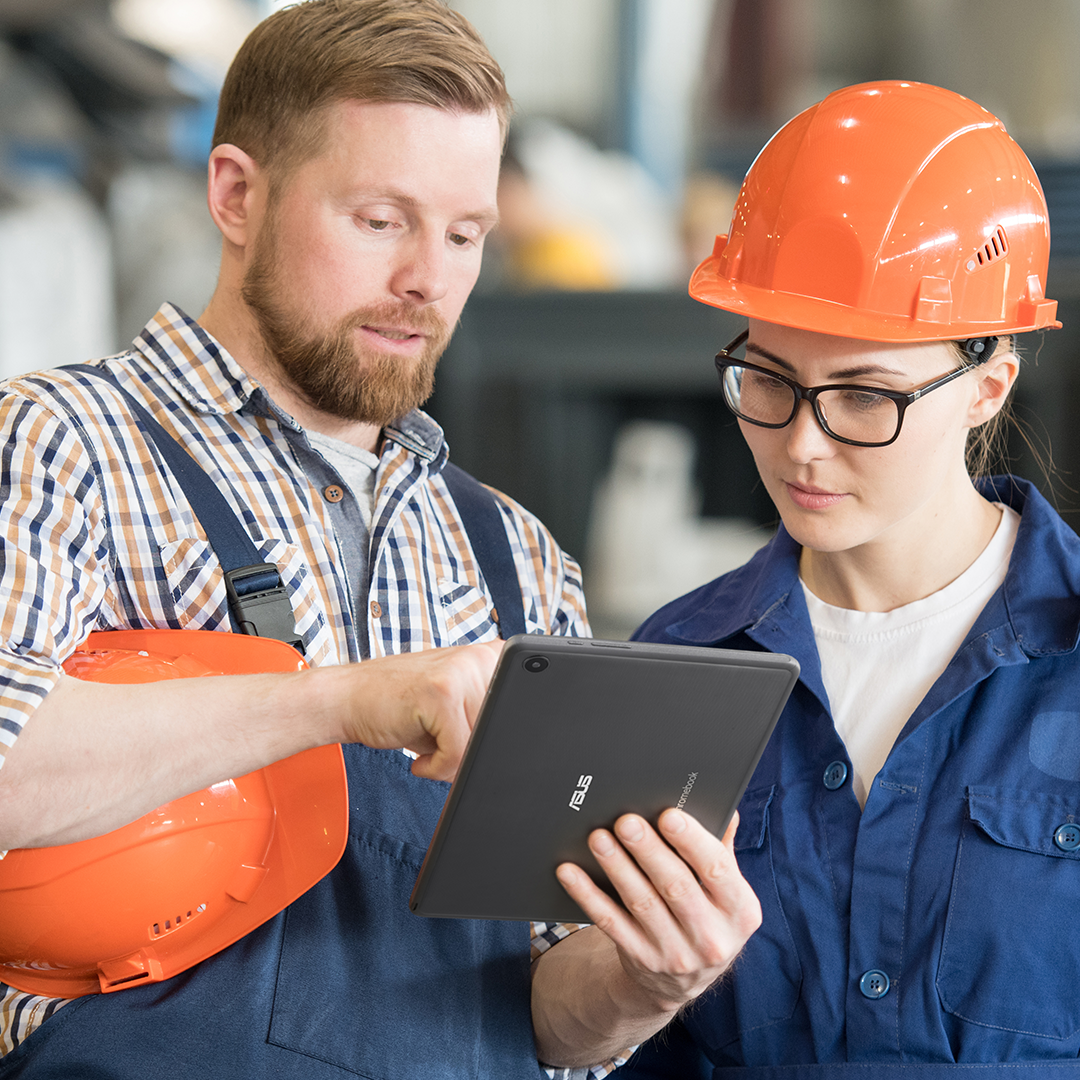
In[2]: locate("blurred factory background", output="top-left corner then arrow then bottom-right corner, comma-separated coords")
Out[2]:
1,0 -> 1079,635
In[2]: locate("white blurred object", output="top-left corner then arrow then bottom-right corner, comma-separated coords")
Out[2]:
586,420 -> 772,636
112,0 -> 258,79
109,164 -> 222,348
0,180 -> 116,380
514,119 -> 683,290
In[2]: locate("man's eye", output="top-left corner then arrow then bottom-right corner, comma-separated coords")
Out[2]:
448,232 -> 472,247
366,219 -> 391,231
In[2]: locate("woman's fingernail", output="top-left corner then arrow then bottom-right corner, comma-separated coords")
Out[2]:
591,830 -> 616,856
616,816 -> 644,843
664,809 -> 687,833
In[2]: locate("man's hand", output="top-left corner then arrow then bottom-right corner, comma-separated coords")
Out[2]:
337,640 -> 503,781
531,808 -> 760,1069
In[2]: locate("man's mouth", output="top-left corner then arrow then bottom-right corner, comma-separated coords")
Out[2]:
368,326 -> 418,341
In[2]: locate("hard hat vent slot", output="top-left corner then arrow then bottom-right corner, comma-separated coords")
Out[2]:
150,903 -> 206,940
967,227 -> 1008,272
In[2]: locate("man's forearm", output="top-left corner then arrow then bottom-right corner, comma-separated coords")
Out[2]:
0,641 -> 501,850
0,666 -> 337,849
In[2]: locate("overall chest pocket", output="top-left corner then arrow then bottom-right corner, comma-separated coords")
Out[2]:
937,786 -> 1080,1040
687,786 -> 803,1055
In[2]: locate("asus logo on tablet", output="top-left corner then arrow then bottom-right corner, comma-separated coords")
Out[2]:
569,774 -> 593,811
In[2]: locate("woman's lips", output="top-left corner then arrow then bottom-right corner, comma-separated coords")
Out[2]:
784,481 -> 848,510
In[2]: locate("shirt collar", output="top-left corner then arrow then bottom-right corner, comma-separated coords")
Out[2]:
132,302 -> 448,466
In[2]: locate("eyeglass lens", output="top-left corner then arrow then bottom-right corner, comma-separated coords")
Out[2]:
722,366 -> 902,445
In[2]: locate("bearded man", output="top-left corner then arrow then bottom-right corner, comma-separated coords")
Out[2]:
0,3 -> 760,1077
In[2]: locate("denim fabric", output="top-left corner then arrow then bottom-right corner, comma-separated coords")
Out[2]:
0,744 -> 544,1080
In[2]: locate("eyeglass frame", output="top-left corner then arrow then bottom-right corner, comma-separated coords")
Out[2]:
713,329 -> 995,448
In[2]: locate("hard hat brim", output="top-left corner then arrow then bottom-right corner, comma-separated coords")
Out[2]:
690,247 -> 1062,342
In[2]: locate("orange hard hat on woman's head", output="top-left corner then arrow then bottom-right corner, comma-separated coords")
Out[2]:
691,81 -> 1061,341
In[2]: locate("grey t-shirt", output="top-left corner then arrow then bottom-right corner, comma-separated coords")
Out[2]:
305,430 -> 380,656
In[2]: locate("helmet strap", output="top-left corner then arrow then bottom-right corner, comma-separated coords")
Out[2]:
958,337 -> 998,366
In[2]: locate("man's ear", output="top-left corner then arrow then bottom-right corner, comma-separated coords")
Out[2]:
968,345 -> 1020,428
206,144 -> 263,249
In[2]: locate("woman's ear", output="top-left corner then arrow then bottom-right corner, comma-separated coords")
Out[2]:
967,344 -> 1020,428
206,143 -> 264,250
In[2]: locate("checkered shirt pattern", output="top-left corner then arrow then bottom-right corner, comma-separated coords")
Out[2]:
0,304 -> 627,1076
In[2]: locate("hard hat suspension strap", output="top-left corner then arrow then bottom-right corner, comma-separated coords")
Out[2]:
958,337 -> 999,366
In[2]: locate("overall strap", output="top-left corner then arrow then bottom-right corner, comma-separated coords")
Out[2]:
440,462 -> 527,640
62,365 -> 302,651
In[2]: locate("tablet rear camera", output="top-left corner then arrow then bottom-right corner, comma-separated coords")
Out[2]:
523,656 -> 549,673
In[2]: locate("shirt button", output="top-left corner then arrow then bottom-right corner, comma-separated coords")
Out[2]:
859,969 -> 890,999
324,485 -> 344,503
370,601 -> 382,618
823,761 -> 848,790
1054,823 -> 1080,851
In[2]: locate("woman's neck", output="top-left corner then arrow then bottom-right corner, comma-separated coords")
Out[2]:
798,484 -> 1003,612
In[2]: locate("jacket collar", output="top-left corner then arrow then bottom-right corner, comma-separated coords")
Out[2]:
654,475 -> 1080,660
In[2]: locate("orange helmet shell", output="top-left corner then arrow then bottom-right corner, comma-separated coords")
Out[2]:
0,630 -> 348,998
690,81 -> 1061,340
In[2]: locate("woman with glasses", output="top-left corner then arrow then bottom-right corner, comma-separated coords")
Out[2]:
552,81 -> 1080,1078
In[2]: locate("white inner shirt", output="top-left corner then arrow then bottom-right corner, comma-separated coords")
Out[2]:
801,504 -> 1019,807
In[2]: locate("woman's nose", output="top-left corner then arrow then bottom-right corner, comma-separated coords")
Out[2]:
785,399 -> 835,462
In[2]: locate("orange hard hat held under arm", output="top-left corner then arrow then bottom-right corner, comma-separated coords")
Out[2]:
0,629 -> 348,998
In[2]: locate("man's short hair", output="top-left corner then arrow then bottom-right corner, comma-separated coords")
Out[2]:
212,0 -> 511,182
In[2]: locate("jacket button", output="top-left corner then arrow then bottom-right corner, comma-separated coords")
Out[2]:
823,761 -> 848,790
859,969 -> 890,999
324,485 -> 344,503
370,601 -> 382,618
1054,823 -> 1080,851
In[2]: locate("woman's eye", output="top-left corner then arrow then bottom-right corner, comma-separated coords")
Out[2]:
841,389 -> 889,411
745,370 -> 787,395
366,219 -> 391,232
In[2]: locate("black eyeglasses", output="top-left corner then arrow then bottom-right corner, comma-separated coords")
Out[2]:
714,330 -> 985,448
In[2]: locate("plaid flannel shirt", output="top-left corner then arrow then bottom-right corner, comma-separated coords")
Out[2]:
0,304 -> 629,1076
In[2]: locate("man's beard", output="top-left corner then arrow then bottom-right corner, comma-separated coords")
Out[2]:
241,226 -> 452,428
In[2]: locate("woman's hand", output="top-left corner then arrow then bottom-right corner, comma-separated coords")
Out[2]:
532,809 -> 761,1069
558,808 -> 760,1010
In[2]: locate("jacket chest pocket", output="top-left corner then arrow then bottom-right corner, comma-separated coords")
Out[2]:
937,786 -> 1080,1040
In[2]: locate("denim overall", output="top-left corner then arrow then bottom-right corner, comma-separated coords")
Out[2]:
1,371 -> 544,1078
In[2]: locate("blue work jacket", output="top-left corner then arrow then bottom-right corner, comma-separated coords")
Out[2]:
623,476 -> 1080,1079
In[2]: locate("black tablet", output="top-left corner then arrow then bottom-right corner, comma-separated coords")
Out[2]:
409,635 -> 798,923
